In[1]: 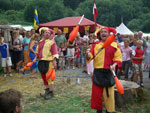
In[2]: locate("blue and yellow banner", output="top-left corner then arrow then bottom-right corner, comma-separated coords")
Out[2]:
34,6 -> 40,30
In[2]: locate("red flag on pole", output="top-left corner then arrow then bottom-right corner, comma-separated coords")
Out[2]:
93,0 -> 98,25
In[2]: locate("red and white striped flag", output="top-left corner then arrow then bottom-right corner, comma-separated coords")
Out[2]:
93,0 -> 98,25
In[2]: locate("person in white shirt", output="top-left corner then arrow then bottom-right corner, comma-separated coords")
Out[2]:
83,30 -> 89,41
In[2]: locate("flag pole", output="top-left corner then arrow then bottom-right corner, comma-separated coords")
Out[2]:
93,0 -> 97,31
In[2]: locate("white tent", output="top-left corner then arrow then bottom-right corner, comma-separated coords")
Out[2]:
10,25 -> 23,29
10,25 -> 33,31
143,33 -> 150,37
116,22 -> 133,35
22,26 -> 33,31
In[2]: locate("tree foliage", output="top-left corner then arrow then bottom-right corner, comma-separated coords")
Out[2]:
0,0 -> 150,32
0,0 -> 12,10
63,0 -> 85,10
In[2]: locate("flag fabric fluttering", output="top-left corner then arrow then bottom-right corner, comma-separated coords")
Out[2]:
93,0 -> 98,25
34,6 -> 40,30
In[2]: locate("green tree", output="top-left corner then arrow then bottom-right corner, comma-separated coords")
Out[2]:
75,0 -> 150,32
13,0 -> 25,10
50,1 -> 65,21
63,0 -> 85,10
76,0 -> 93,20
24,2 -> 34,22
139,13 -> 150,32
143,0 -> 150,8
0,19 -> 9,24
0,0 -> 12,10
64,7 -> 76,17
24,0 -> 75,24
127,19 -> 142,31
4,10 -> 24,23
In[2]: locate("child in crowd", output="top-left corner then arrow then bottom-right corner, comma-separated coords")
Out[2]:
81,40 -> 88,73
86,45 -> 94,75
144,38 -> 150,78
119,35 -> 125,47
67,40 -> 76,69
59,43 -> 66,70
132,40 -> 144,87
120,39 -> 132,80
74,44 -> 80,68
131,38 -> 137,50
130,38 -> 138,80
0,37 -> 12,77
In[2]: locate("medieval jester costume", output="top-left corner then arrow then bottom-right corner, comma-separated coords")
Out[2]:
34,27 -> 58,100
86,27 -> 122,113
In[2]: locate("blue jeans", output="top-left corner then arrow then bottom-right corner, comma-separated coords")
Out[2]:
82,56 -> 86,66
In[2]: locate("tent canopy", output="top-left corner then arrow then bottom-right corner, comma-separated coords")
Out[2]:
22,26 -> 33,31
10,25 -> 33,31
0,25 -> 11,29
10,25 -> 22,29
40,16 -> 101,33
143,33 -> 150,37
116,22 -> 133,35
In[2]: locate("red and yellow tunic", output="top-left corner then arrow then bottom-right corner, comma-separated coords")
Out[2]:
87,41 -> 122,112
36,39 -> 58,85
87,41 -> 122,69
36,39 -> 59,61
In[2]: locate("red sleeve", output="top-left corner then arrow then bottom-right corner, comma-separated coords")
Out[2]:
113,61 -> 122,69
49,29 -> 55,40
50,40 -> 58,55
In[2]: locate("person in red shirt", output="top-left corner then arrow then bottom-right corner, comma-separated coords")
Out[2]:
132,40 -> 144,87
86,27 -> 122,113
33,27 -> 58,99
74,44 -> 80,68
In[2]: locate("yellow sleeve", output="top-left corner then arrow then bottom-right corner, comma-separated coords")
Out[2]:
113,47 -> 122,68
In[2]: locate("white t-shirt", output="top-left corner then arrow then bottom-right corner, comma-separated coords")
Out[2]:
94,39 -> 99,42
119,42 -> 124,47
83,35 -> 89,41
146,42 -> 150,54
18,35 -> 24,43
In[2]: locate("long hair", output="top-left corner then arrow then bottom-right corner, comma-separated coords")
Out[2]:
0,37 -> 4,43
31,33 -> 40,41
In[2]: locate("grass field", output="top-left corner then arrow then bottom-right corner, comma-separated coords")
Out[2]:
0,71 -> 150,113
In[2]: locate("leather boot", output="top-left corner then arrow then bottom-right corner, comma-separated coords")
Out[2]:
97,110 -> 102,113
44,91 -> 54,100
40,88 -> 50,97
